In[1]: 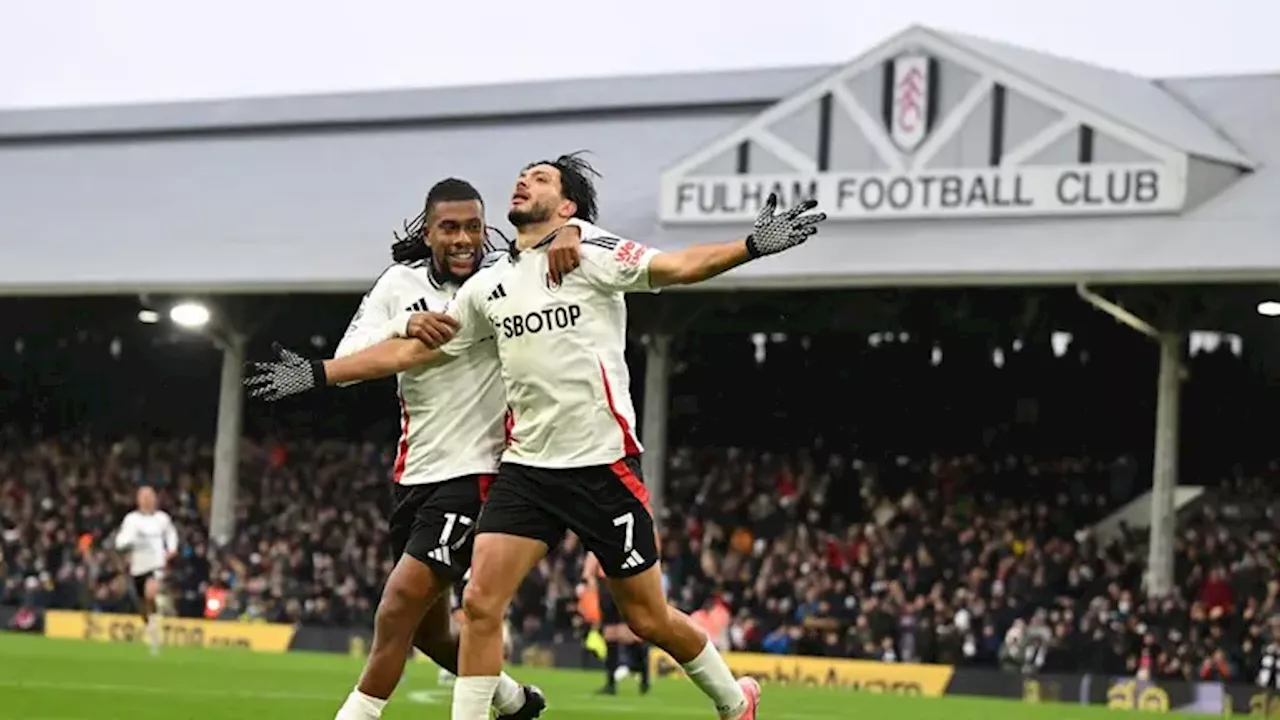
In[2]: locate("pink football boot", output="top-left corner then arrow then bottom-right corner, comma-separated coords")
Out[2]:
729,677 -> 760,719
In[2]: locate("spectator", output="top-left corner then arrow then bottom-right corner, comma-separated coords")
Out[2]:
692,595 -> 732,650
6,425 -> 1280,685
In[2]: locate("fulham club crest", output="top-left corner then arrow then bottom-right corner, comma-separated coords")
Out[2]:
888,54 -> 933,153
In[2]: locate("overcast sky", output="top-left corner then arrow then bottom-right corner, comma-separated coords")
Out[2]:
1,0 -> 1277,109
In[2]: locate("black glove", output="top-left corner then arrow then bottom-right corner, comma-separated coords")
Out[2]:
244,343 -> 327,402
745,193 -> 828,259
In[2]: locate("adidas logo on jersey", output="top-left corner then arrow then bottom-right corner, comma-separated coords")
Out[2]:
487,284 -> 508,302
620,549 -> 646,571
405,298 -> 430,313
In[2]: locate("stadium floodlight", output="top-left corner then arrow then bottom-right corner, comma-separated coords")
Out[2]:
1257,301 -> 1280,317
170,301 -> 211,329
137,309 -> 161,324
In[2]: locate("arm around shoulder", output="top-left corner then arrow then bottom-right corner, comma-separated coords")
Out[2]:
320,275 -> 489,384
323,272 -> 490,384
434,270 -> 495,357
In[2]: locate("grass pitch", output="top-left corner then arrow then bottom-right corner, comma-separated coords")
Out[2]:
0,633 -> 1154,719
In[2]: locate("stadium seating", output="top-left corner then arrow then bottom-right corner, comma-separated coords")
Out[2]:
2,427 -> 1274,684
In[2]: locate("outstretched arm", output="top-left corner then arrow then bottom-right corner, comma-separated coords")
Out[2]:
245,286 -> 488,403
245,311 -> 460,401
567,194 -> 825,291
325,292 -> 496,382
646,239 -> 752,288
322,336 -> 442,385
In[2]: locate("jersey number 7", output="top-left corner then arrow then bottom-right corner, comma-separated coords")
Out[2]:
613,513 -> 634,551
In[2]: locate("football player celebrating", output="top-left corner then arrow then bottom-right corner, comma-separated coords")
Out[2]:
246,156 -> 824,720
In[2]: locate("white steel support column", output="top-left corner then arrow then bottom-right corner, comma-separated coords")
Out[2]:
209,332 -> 247,547
1077,284 -> 1180,597
640,334 -> 673,522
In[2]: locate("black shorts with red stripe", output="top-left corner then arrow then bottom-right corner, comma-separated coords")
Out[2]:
476,456 -> 657,579
389,474 -> 493,582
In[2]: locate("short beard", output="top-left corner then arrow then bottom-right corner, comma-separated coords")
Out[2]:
430,248 -> 478,285
431,258 -> 474,285
507,205 -> 551,229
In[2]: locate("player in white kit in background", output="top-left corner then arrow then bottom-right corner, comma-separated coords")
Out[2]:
113,485 -> 178,655
246,178 -> 579,720
282,153 -> 827,720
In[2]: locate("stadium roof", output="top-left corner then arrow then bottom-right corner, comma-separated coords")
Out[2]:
0,66 -> 829,140
0,25 -> 1276,294
935,29 -> 1252,168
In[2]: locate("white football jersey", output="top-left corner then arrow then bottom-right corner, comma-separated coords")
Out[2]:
337,260 -> 506,485
115,510 -> 178,577
441,223 -> 661,469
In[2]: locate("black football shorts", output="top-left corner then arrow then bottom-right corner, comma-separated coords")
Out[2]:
476,456 -> 657,579
130,570 -> 161,608
389,475 -> 493,582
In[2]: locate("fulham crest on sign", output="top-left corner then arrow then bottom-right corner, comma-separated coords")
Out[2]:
889,54 -> 932,152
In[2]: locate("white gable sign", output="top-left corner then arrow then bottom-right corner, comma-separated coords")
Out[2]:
664,165 -> 1175,223
659,32 -> 1188,224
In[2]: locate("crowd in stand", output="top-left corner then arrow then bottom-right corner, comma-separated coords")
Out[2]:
655,450 -> 1280,686
0,432 -> 386,628
3,426 -> 1279,685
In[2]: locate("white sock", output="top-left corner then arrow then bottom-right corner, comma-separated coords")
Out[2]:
146,615 -> 161,652
452,676 -> 500,720
335,688 -> 387,720
491,673 -> 524,715
681,640 -> 746,719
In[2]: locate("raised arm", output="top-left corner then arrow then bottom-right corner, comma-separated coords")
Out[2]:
566,194 -> 825,291
646,240 -> 753,288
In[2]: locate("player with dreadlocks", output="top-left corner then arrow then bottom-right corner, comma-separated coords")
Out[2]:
314,177 -> 582,720
245,154 -> 827,720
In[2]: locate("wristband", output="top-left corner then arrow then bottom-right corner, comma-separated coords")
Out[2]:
309,358 -> 328,388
